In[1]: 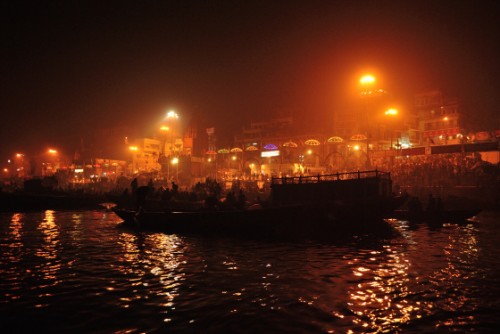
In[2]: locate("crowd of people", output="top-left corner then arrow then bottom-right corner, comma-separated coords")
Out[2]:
373,153 -> 499,189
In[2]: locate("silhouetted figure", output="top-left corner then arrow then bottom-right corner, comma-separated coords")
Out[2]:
171,181 -> 179,198
148,178 -> 155,193
161,188 -> 172,212
237,189 -> 246,210
205,193 -> 219,211
225,191 -> 236,210
130,178 -> 138,194
407,196 -> 423,220
426,193 -> 436,214
135,185 -> 151,211
435,197 -> 444,219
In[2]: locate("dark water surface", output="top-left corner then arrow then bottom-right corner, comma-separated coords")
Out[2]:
1,210 -> 499,333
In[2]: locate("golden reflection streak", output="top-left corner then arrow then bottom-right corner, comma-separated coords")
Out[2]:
347,223 -> 480,332
35,210 -> 62,287
116,232 -> 185,320
3,213 -> 25,302
7,213 -> 24,263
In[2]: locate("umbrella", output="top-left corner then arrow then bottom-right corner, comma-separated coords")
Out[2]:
350,134 -> 367,141
205,150 -> 217,155
217,148 -> 230,154
230,147 -> 243,153
327,136 -> 344,143
304,139 -> 320,146
282,140 -> 298,148
263,143 -> 278,150
245,145 -> 259,151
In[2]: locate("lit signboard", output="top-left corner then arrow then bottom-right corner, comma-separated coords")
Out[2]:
261,150 -> 280,157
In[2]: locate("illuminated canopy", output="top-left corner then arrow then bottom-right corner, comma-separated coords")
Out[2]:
245,145 -> 259,151
304,139 -> 320,146
350,134 -> 367,141
205,150 -> 217,155
327,136 -> 344,143
263,143 -> 278,150
217,148 -> 230,154
282,141 -> 298,148
230,147 -> 243,153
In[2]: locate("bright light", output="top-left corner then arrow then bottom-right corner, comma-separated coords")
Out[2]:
360,74 -> 376,85
231,156 -> 237,161
385,108 -> 398,116
48,149 -> 57,154
443,116 -> 449,121
249,163 -> 255,169
16,153 -> 24,158
166,110 -> 179,119
353,145 -> 360,151
307,149 -> 312,155
261,150 -> 280,158
129,146 -> 138,151
160,126 -> 170,131
171,157 -> 179,165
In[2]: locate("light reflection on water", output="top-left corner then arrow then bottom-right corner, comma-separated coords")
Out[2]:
0,210 -> 499,333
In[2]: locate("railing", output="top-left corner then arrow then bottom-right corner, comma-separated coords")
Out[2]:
271,170 -> 391,185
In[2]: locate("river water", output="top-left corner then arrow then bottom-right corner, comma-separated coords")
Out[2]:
1,210 -> 499,333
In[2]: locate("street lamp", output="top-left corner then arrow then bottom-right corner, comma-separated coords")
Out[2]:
166,110 -> 179,120
162,110 -> 180,155
359,74 -> 376,86
171,157 -> 179,181
359,74 -> 377,168
15,153 -> 25,177
385,108 -> 398,149
45,148 -> 59,176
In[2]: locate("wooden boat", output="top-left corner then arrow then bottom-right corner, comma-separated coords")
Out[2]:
269,170 -> 407,222
112,170 -> 403,239
113,204 -> 394,239
389,208 -> 481,223
0,190 -> 106,212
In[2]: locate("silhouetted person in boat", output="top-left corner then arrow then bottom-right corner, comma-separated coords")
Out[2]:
225,190 -> 236,210
148,178 -> 155,193
426,193 -> 436,214
237,189 -> 246,210
407,196 -> 423,220
135,185 -> 151,211
171,181 -> 179,198
130,177 -> 138,194
161,187 -> 172,212
204,192 -> 219,211
435,197 -> 444,219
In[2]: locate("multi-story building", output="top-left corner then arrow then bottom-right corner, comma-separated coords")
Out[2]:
414,90 -> 462,145
129,138 -> 161,174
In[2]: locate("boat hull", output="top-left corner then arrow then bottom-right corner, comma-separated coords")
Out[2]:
113,204 -> 395,240
389,209 -> 481,223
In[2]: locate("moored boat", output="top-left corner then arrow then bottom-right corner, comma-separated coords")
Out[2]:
112,170 -> 403,239
270,170 -> 407,222
0,190 -> 106,212
389,208 -> 481,223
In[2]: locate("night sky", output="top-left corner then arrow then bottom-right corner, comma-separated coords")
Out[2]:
2,0 -> 499,158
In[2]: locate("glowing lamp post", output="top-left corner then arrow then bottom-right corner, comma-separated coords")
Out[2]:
162,110 -> 180,155
358,74 -> 378,168
384,108 -> 398,149
171,157 -> 179,181
45,148 -> 59,176
359,74 -> 376,86
15,153 -> 25,177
